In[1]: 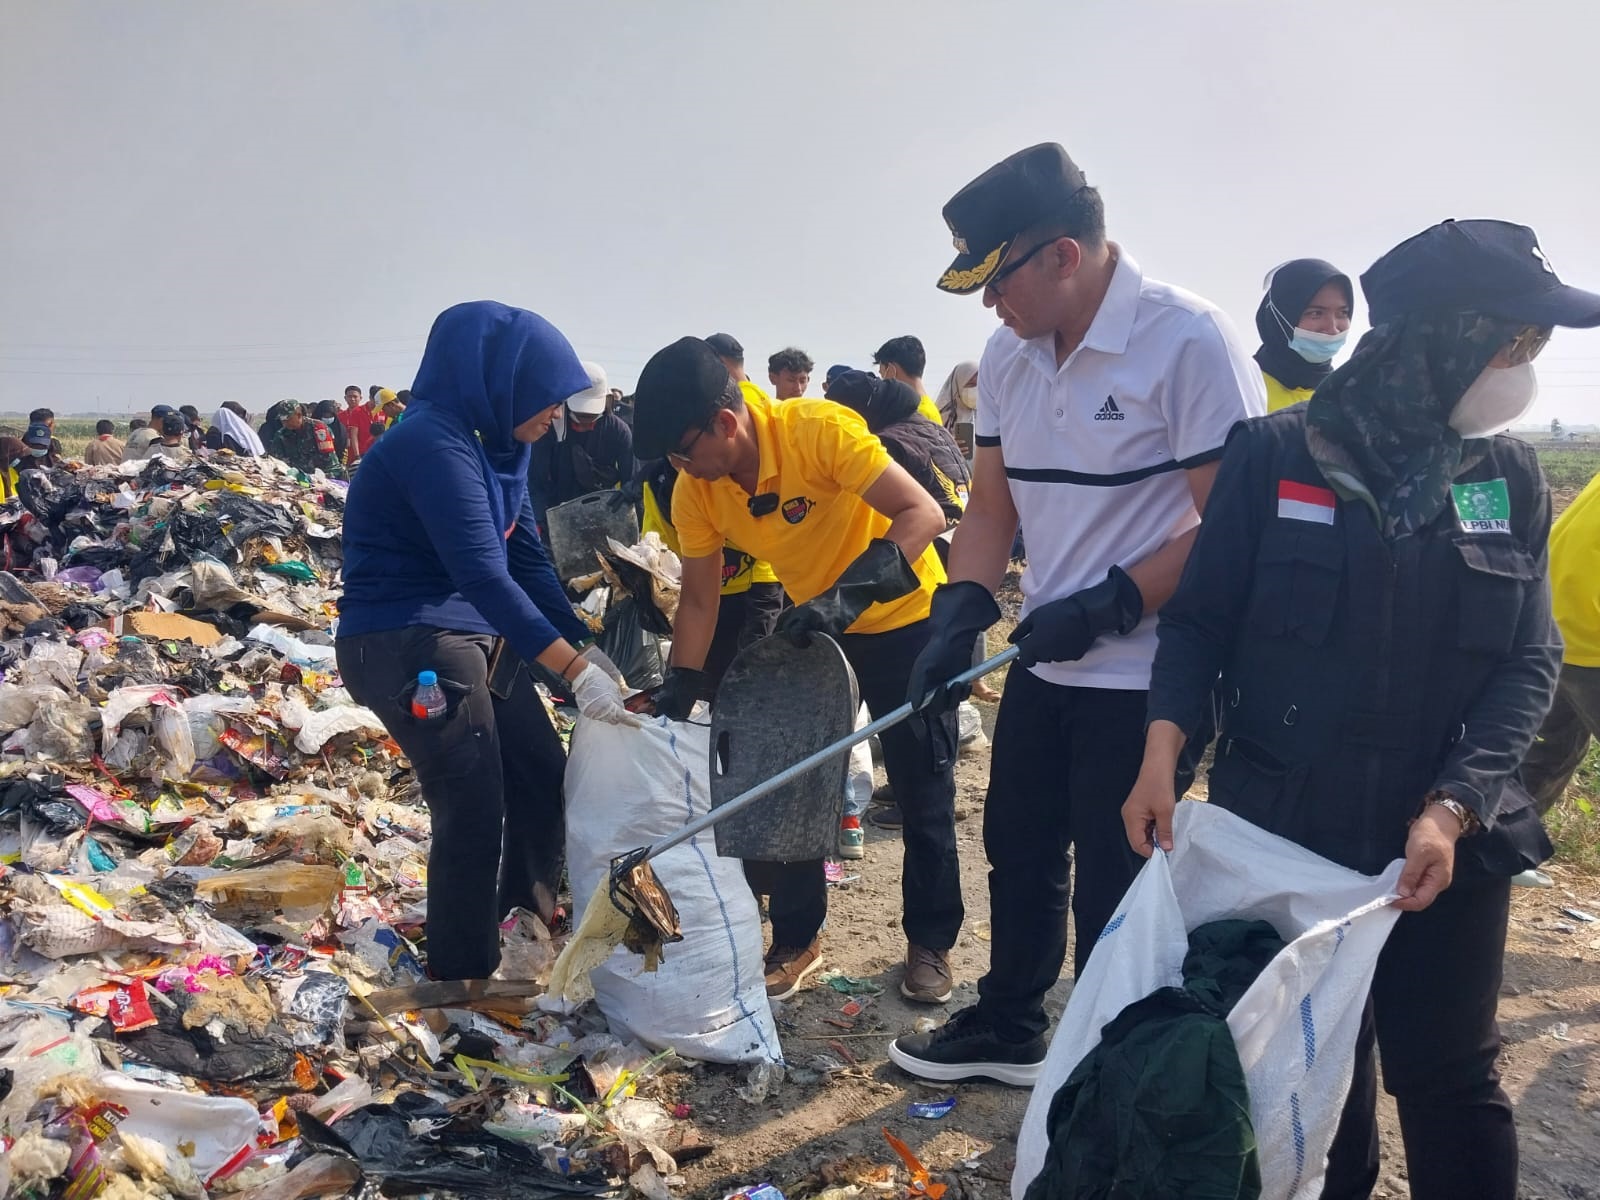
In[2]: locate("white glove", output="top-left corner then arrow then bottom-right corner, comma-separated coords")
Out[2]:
572,661 -> 639,727
580,644 -> 628,689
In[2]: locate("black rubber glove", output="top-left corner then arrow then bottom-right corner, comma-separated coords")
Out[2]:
905,581 -> 1003,714
776,539 -> 921,646
1008,566 -> 1143,669
653,667 -> 707,721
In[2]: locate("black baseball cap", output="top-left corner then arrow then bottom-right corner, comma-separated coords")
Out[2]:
1362,219 -> 1600,329
633,337 -> 732,461
703,332 -> 745,362
937,143 -> 1089,295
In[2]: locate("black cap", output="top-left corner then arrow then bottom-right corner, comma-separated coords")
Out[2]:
1362,219 -> 1600,329
161,412 -> 187,437
22,423 -> 51,448
151,404 -> 176,418
937,143 -> 1088,294
633,337 -> 732,461
703,332 -> 744,362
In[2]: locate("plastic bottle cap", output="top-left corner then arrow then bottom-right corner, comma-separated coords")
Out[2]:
418,670 -> 437,686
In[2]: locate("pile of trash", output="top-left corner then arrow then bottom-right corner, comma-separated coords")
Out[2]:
0,462 -> 735,1200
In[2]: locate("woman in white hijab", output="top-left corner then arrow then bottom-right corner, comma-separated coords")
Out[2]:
207,402 -> 266,457
933,360 -> 979,432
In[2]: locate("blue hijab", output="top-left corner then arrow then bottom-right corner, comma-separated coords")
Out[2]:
408,301 -> 589,531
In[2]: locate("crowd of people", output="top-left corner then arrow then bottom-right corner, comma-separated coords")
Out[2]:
14,139 -> 1599,1199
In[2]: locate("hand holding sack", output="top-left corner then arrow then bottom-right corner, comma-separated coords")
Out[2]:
653,667 -> 707,721
571,662 -> 639,727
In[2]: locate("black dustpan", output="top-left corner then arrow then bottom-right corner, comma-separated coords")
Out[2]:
707,633 -> 858,861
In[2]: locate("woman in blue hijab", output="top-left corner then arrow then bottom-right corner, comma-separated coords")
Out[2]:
338,301 -> 635,981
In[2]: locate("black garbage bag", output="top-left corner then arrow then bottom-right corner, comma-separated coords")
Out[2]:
296,1093 -> 608,1198
0,772 -> 84,835
116,1001 -> 297,1085
594,595 -> 664,690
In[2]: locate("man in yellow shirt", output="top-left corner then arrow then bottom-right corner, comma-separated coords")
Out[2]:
634,336 -> 962,1005
1521,471 -> 1600,812
638,457 -> 784,688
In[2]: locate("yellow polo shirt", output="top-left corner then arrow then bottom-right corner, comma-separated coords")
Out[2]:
1264,372 -> 1314,413
641,478 -> 779,596
1551,472 -> 1600,667
672,395 -> 943,634
917,393 -> 944,426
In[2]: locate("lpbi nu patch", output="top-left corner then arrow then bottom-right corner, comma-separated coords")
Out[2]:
1451,479 -> 1511,534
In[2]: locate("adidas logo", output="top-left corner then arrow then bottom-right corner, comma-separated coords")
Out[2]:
1093,396 -> 1125,421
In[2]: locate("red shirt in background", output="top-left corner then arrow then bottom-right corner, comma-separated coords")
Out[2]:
339,403 -> 376,463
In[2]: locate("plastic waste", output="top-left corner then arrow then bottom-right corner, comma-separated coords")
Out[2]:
247,623 -> 337,667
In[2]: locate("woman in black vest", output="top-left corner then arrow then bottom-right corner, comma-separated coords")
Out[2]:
1123,220 -> 1600,1199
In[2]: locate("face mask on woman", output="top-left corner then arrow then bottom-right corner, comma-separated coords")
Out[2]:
1448,362 -> 1538,439
1288,326 -> 1348,363
958,383 -> 978,410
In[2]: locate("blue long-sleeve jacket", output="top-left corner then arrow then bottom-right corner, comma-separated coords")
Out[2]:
338,402 -> 587,662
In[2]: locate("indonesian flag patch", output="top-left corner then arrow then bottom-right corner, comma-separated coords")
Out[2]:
1277,480 -> 1337,525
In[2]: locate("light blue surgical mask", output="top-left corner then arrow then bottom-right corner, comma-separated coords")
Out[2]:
1288,326 -> 1347,363
28,447 -> 48,458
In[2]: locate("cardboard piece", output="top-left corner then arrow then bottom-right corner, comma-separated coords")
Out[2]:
122,611 -> 224,646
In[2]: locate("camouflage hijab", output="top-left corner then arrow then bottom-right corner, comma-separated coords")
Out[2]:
1303,312 -> 1521,538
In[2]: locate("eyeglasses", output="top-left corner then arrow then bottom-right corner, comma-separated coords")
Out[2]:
986,238 -> 1056,293
1505,325 -> 1552,366
667,425 -> 709,468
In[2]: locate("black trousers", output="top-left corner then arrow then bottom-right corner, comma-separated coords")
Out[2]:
744,620 -> 962,952
703,582 -> 785,691
336,626 -> 567,980
1322,875 -> 1516,1200
975,671 -> 1147,1042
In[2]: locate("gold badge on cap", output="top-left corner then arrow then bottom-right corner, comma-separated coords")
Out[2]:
939,244 -> 1004,293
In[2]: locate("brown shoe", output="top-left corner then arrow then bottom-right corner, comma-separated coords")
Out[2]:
763,939 -> 823,1000
901,943 -> 953,1004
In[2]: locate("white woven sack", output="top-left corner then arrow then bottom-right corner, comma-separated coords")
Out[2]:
565,713 -> 782,1065
1013,801 -> 1403,1200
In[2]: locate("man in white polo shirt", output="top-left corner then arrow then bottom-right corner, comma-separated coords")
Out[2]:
889,143 -> 1265,1085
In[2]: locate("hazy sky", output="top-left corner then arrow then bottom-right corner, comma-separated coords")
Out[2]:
4,1 -> 1599,424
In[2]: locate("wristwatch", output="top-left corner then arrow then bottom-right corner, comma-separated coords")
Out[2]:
1422,791 -> 1482,836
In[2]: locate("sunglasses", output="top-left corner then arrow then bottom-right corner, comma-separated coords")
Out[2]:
987,238 -> 1057,292
667,424 -> 710,468
1505,325 -> 1552,366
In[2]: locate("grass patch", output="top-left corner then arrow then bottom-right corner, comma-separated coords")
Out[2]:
1545,740 -> 1600,876
1532,444 -> 1600,495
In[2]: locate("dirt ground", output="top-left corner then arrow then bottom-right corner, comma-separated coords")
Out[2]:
654,691 -> 1600,1200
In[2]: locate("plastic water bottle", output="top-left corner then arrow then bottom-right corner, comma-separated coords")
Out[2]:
411,670 -> 447,721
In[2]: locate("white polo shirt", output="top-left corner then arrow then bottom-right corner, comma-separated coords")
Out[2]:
977,246 -> 1265,689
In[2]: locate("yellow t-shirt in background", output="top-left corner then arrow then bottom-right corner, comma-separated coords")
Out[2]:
672,395 -> 944,634
1551,472 -> 1600,667
1263,372 -> 1314,413
641,480 -> 778,596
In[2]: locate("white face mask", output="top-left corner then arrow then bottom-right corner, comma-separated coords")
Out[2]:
1448,362 -> 1538,439
958,384 -> 978,411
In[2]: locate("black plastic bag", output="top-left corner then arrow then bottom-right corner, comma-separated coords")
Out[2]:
296,1093 -> 608,1197
595,595 -> 664,690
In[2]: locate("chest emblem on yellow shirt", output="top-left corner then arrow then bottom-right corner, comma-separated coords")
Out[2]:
781,497 -> 815,525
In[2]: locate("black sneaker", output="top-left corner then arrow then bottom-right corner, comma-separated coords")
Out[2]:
888,1005 -> 1046,1086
